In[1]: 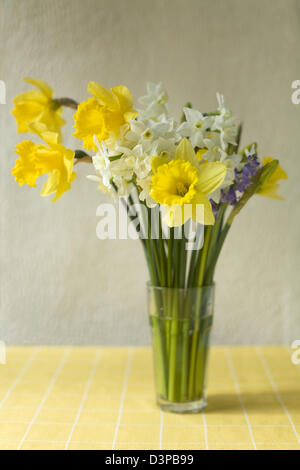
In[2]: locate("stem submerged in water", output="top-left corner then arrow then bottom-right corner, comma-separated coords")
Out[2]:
116,186 -> 234,406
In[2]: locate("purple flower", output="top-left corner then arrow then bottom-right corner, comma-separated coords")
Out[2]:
209,199 -> 219,216
220,187 -> 237,205
234,153 -> 260,192
235,168 -> 251,192
245,154 -> 260,176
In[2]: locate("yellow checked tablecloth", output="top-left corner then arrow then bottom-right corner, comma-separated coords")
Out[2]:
0,346 -> 299,450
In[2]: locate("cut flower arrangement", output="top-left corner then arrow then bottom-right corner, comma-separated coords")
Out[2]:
11,79 -> 287,413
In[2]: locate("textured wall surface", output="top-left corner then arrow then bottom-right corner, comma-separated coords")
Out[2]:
0,0 -> 299,345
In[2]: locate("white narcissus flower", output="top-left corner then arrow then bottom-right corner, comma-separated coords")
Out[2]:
137,176 -> 156,208
202,134 -> 227,162
129,144 -> 152,180
88,139 -> 134,197
124,119 -> 174,153
213,93 -> 239,150
177,108 -> 212,148
110,109 -> 178,201
212,114 -> 238,150
216,92 -> 232,120
138,82 -> 169,120
150,137 -> 176,159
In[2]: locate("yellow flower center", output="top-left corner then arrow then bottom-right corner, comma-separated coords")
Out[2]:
151,159 -> 199,206
195,121 -> 203,129
176,181 -> 189,197
160,150 -> 170,158
142,129 -> 153,139
157,93 -> 168,104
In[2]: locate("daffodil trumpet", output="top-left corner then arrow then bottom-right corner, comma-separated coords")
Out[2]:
11,79 -> 287,411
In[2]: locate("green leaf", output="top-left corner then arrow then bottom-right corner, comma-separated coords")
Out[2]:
108,154 -> 123,162
257,159 -> 279,189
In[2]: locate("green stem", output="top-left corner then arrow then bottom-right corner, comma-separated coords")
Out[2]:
158,213 -> 167,287
187,226 -> 211,399
180,235 -> 187,288
197,226 -> 212,287
204,204 -> 227,281
167,228 -> 174,287
168,232 -> 182,401
146,216 -> 168,398
52,97 -> 78,109
204,222 -> 230,285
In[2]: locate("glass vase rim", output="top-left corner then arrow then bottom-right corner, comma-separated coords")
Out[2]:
147,281 -> 215,293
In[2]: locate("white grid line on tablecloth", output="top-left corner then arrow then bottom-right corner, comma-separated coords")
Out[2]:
224,347 -> 257,450
17,348 -> 71,450
255,347 -> 300,445
159,411 -> 164,450
64,349 -> 102,450
285,345 -> 300,373
201,410 -> 209,450
1,346 -> 299,451
112,348 -> 134,450
1,438 -> 299,447
0,437 -> 299,445
0,348 -> 40,409
0,420 -> 295,428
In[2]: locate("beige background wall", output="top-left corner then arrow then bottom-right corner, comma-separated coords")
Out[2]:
0,0 -> 299,345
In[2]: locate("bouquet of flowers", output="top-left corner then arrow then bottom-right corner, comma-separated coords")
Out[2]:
11,79 -> 287,412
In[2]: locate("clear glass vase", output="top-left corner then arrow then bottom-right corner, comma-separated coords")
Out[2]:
148,284 -> 214,413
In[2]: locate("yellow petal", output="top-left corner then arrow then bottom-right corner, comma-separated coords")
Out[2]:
11,101 -> 44,133
112,85 -> 134,111
151,155 -> 167,173
11,84 -> 64,136
191,194 -> 215,225
73,98 -> 107,150
196,162 -> 226,195
257,183 -> 284,200
262,157 -> 287,183
41,169 -> 60,197
174,138 -> 198,166
12,140 -> 41,187
24,78 -> 53,99
257,157 -> 287,200
38,145 -> 76,201
41,167 -> 76,202
163,204 -> 187,227
86,82 -> 137,142
124,110 -> 139,122
88,81 -> 116,109
163,194 -> 215,227
13,90 -> 47,105
38,107 -> 65,136
29,122 -> 60,146
41,131 -> 60,146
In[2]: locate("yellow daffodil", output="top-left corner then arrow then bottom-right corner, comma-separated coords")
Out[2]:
150,138 -> 226,226
73,81 -> 138,151
12,123 -> 76,201
11,78 -> 65,136
257,157 -> 287,200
